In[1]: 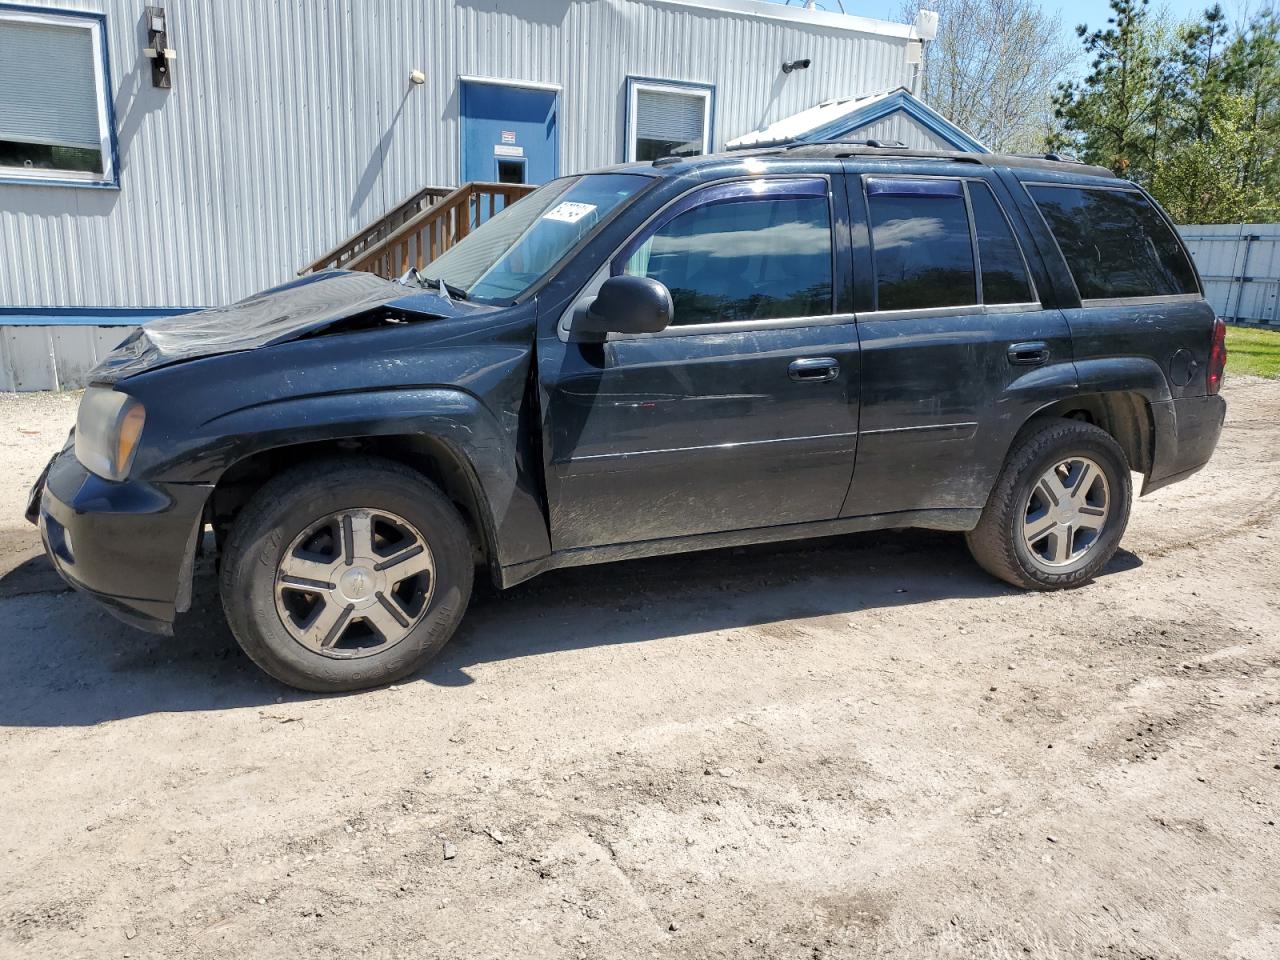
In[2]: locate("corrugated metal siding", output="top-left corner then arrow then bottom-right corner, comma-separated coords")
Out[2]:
0,0 -> 914,312
1178,223 -> 1280,325
0,325 -> 132,391
846,112 -> 954,150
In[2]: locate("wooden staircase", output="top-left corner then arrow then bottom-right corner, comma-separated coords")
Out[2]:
300,181 -> 537,279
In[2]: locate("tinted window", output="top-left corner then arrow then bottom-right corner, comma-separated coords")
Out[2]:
867,180 -> 976,310
624,196 -> 833,325
969,181 -> 1034,304
1028,185 -> 1199,300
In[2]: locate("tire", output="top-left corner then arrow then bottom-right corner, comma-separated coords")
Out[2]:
965,418 -> 1132,590
220,457 -> 474,692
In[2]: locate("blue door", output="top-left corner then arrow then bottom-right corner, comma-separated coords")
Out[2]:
460,81 -> 558,185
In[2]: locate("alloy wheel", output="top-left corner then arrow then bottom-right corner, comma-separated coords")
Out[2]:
274,508 -> 434,658
1021,456 -> 1111,569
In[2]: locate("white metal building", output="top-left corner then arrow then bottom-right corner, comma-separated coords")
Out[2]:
1178,224 -> 1280,326
1,0 -> 972,389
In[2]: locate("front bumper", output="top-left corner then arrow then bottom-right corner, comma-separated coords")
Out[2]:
31,448 -> 213,634
1144,394 -> 1227,494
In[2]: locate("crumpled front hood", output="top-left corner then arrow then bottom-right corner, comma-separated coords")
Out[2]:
91,270 -> 462,384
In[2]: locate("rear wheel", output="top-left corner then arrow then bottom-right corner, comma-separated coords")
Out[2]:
966,419 -> 1132,590
220,458 -> 474,691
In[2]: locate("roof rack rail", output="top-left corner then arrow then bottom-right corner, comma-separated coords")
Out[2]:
778,143 -> 986,164
1012,151 -> 1083,164
782,138 -> 906,150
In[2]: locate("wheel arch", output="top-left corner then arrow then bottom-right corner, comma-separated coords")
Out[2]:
209,433 -> 504,583
1022,390 -> 1155,477
175,387 -> 553,584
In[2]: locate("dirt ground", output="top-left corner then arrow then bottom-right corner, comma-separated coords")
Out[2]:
0,378 -> 1277,960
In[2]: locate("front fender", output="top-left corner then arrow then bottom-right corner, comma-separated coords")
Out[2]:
155,388 -> 550,568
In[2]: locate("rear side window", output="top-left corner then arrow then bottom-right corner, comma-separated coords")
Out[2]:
866,179 -> 975,310
623,184 -> 833,326
1027,185 -> 1199,300
968,181 -> 1034,304
865,177 -> 1035,311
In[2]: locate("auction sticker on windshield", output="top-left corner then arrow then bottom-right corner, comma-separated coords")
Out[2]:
544,201 -> 597,224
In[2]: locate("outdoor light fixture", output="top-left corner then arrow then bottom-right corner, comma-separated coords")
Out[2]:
409,69 -> 426,85
913,9 -> 940,40
908,10 -> 939,90
782,58 -> 812,74
142,6 -> 176,89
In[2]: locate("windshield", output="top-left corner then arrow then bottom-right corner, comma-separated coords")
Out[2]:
422,174 -> 650,302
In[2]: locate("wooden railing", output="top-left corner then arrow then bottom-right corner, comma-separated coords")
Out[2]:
302,181 -> 536,279
299,184 -> 453,275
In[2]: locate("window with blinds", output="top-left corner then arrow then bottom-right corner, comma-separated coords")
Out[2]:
627,80 -> 712,162
0,10 -> 113,183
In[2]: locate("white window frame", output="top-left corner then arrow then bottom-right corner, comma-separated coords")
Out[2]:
624,77 -> 714,163
0,5 -> 117,187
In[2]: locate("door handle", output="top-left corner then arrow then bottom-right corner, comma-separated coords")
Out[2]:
789,357 -> 840,383
1007,342 -> 1050,366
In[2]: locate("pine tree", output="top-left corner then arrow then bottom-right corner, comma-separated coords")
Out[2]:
1052,0 -> 1167,178
1053,1 -> 1280,223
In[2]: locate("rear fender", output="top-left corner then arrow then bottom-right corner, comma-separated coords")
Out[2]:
1017,357 -> 1176,494
1072,356 -> 1172,404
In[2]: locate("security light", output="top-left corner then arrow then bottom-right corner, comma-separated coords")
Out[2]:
142,6 -> 176,89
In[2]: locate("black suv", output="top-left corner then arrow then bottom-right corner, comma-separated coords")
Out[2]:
29,145 -> 1227,692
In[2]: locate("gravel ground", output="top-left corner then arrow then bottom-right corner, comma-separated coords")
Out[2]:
0,377 -> 1277,960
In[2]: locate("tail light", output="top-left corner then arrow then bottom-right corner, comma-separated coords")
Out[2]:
1207,317 -> 1227,395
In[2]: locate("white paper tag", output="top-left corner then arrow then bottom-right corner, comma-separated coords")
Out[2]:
544,201 -> 597,224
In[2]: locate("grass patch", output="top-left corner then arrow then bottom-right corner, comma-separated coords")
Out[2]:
1226,325 -> 1280,379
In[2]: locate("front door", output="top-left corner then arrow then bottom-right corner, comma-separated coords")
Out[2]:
460,80 -> 558,185
540,175 -> 860,550
839,168 -> 1076,517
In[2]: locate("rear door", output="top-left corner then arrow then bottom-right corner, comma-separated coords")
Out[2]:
1019,179 -> 1214,400
539,174 -> 861,550
840,166 -> 1076,518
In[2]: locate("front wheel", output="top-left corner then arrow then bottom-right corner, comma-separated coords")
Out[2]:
966,419 -> 1133,590
220,458 -> 474,692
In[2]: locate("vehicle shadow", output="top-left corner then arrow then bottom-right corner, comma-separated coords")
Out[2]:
0,529 -> 1143,727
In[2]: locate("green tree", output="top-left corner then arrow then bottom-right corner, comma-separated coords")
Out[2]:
1054,1 -> 1280,224
1220,10 -> 1280,213
1149,93 -> 1280,223
1052,0 -> 1168,179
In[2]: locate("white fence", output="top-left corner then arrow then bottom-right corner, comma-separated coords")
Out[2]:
1179,224 -> 1280,325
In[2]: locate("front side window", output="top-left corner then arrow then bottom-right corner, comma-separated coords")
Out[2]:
0,9 -> 115,184
1028,185 -> 1199,300
867,178 -> 976,310
423,173 -> 649,302
626,79 -> 713,162
621,181 -> 834,326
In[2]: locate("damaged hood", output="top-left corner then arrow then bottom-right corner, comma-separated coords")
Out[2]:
91,270 -> 479,384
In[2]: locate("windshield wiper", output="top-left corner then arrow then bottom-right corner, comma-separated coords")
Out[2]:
437,276 -> 464,301
398,267 -> 469,301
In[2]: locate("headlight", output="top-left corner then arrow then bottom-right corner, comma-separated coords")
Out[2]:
74,387 -> 147,481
